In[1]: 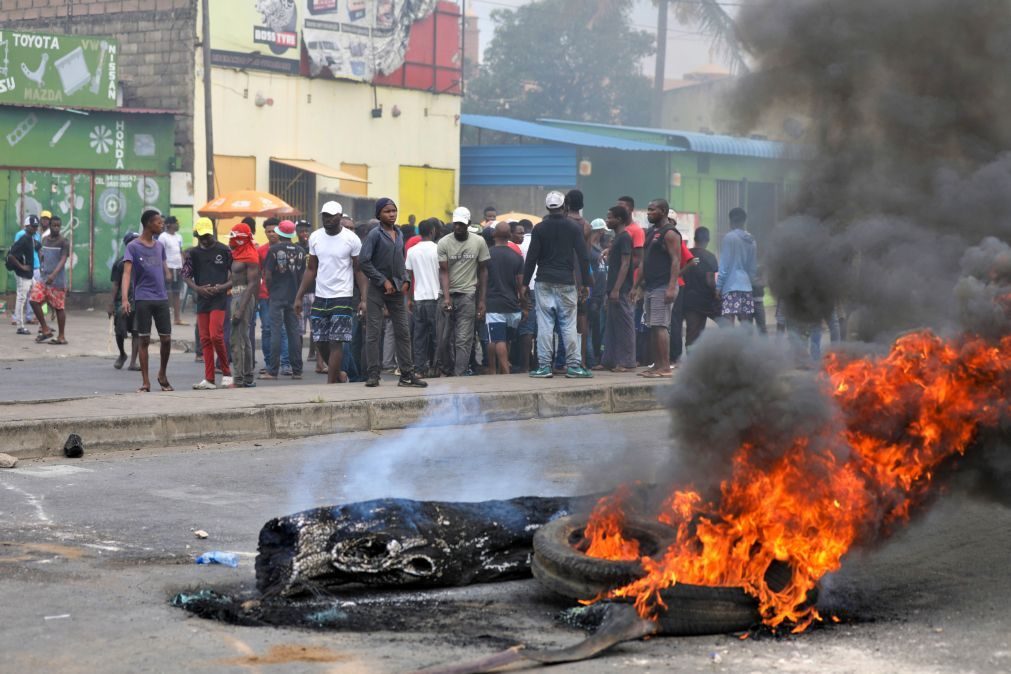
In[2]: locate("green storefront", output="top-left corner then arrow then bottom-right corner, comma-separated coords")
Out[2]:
1,105 -> 174,294
540,119 -> 808,251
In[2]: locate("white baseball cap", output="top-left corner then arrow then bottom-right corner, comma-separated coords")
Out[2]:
545,191 -> 565,209
452,206 -> 471,224
321,200 -> 343,215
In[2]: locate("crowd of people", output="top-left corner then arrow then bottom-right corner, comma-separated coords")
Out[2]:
7,188 -> 789,392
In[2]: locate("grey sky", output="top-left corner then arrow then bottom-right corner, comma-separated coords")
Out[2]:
466,0 -> 733,79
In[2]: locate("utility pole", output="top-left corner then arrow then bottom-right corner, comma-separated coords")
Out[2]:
652,0 -> 669,127
201,0 -> 215,205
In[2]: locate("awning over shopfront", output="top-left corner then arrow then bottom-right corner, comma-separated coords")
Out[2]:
270,158 -> 370,183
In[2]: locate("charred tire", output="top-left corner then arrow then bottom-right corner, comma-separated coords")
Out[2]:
533,515 -> 763,635
532,515 -> 675,599
650,584 -> 760,636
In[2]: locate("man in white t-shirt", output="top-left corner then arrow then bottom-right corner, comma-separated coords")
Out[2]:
294,201 -> 366,384
405,217 -> 441,377
158,215 -> 187,326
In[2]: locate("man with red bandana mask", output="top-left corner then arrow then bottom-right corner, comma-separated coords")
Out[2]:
229,223 -> 261,387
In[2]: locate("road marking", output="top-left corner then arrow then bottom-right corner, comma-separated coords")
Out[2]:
13,465 -> 94,478
1,481 -> 51,523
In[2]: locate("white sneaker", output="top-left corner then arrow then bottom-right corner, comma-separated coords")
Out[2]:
193,379 -> 217,390
219,376 -> 234,389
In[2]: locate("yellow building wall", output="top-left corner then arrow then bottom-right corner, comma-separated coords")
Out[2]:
193,66 -> 461,222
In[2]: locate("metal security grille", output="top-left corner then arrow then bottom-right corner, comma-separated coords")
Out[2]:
715,179 -> 743,241
269,160 -> 314,218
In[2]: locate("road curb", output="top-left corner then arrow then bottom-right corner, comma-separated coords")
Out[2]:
1,382 -> 666,460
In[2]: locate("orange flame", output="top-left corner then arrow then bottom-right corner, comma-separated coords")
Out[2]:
585,330 -> 1011,632
584,487 -> 641,561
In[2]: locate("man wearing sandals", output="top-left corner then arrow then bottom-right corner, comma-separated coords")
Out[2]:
632,199 -> 682,379
29,215 -> 70,345
122,210 -> 174,392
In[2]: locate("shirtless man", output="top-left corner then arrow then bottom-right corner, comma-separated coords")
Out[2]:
227,223 -> 261,387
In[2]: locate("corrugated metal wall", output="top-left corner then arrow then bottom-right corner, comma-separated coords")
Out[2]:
461,145 -> 577,187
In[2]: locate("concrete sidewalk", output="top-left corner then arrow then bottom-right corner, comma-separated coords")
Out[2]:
0,370 -> 667,460
0,307 -> 198,362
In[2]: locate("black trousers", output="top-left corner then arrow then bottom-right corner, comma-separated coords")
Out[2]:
412,299 -> 438,372
365,285 -> 414,378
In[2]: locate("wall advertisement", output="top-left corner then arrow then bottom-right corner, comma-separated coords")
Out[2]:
0,30 -> 118,109
0,107 -> 173,174
211,0 -> 439,82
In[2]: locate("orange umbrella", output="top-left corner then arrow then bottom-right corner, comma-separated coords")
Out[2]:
496,211 -> 539,223
197,190 -> 300,218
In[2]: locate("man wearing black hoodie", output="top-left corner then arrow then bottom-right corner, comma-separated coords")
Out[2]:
522,191 -> 592,379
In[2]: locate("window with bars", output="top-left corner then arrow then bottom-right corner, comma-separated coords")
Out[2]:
269,160 -> 314,219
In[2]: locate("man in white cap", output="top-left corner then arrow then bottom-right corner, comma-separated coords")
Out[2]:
435,206 -> 490,376
295,201 -> 367,384
521,191 -> 592,378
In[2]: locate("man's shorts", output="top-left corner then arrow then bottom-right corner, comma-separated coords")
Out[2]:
721,290 -> 755,318
486,312 -> 521,343
134,299 -> 172,337
311,296 -> 355,343
169,269 -> 183,292
114,303 -> 138,337
643,287 -> 674,329
30,282 -> 66,311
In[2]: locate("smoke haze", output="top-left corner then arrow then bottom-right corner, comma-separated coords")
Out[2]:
732,0 -> 1011,339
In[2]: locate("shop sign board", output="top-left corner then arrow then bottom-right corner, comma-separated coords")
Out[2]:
0,29 -> 118,109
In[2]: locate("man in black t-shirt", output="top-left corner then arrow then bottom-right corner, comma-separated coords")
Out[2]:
110,231 -> 140,370
683,226 -> 719,351
185,218 -> 233,389
8,215 -> 38,335
600,205 -> 637,371
486,222 -> 525,374
262,220 -> 307,379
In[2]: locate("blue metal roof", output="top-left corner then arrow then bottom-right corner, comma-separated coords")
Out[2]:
538,118 -> 807,160
461,114 -> 678,153
462,145 -> 577,187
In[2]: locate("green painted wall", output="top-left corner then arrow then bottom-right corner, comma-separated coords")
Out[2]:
0,107 -> 173,173
577,148 -> 670,220
4,169 -> 170,292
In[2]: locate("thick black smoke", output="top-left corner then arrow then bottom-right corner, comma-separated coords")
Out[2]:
732,0 -> 1011,338
658,330 -> 843,497
711,0 -> 1011,508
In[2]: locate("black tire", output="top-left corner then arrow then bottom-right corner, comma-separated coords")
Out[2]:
651,584 -> 760,636
533,515 -> 763,635
533,515 -> 675,598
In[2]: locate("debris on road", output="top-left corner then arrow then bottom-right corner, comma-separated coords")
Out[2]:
63,434 -> 84,458
43,614 -> 71,621
0,453 -> 17,468
193,529 -> 209,539
195,551 -> 239,568
255,495 -> 602,596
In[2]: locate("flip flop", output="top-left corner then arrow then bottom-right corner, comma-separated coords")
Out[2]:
35,332 -> 54,343
611,367 -> 634,373
49,338 -> 68,345
158,379 -> 174,392
641,370 -> 672,378
137,386 -> 150,393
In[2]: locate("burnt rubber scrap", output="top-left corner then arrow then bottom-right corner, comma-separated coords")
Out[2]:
256,495 -> 599,597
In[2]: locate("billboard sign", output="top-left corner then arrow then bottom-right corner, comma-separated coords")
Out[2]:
0,30 -> 118,108
210,0 -> 446,83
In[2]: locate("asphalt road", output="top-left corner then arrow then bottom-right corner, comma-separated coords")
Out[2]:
1,412 -> 1008,673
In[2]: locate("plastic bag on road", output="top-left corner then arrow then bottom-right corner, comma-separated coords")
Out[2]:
195,551 -> 239,568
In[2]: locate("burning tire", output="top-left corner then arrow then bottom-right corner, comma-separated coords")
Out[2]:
532,515 -> 675,600
533,515 -> 765,636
